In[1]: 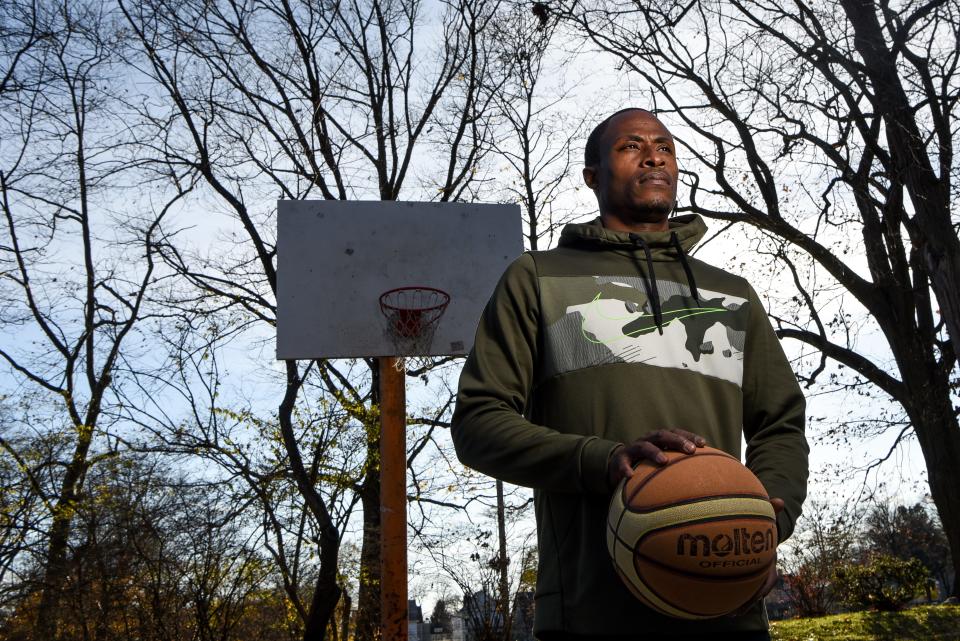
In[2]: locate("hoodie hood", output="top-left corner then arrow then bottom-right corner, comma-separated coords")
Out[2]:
558,213 -> 707,259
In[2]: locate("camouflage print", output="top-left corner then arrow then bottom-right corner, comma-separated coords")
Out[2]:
540,275 -> 749,386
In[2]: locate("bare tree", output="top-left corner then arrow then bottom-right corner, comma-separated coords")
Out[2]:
778,500 -> 863,617
0,1 -> 188,637
118,0 -> 506,637
486,4 -> 587,252
0,0 -> 50,96
423,519 -> 536,641
466,9 -> 589,638
113,322 -> 365,639
559,0 -> 960,595
0,397 -> 65,614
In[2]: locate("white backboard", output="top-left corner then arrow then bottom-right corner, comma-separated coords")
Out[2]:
276,200 -> 522,359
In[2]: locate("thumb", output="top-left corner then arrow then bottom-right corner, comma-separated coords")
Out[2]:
770,497 -> 785,515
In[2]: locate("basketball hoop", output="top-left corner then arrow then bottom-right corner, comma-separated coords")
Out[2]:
379,286 -> 450,370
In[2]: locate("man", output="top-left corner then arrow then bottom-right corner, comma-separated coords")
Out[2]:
451,108 -> 808,640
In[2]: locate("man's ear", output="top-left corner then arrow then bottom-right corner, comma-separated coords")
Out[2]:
582,166 -> 598,190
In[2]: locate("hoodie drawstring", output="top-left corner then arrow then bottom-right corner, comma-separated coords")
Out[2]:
629,233 -> 664,335
629,231 -> 701,335
670,231 -> 701,304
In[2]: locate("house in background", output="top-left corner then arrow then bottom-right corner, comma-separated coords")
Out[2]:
408,599 -> 432,641
451,590 -> 536,641
510,591 -> 535,641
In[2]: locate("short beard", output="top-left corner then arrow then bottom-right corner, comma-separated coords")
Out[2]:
643,196 -> 675,218
598,192 -> 676,225
625,195 -> 676,222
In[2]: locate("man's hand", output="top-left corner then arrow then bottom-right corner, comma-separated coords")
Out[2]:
607,428 -> 706,488
732,497 -> 785,616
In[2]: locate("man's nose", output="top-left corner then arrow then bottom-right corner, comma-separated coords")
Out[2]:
642,151 -> 665,166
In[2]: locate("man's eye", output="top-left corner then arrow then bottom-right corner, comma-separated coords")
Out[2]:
659,145 -> 673,153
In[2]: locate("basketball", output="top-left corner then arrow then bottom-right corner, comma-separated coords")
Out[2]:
606,446 -> 777,619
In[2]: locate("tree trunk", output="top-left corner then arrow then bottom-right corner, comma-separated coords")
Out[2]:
919,233 -> 960,366
902,377 -> 960,599
33,425 -> 95,641
832,0 -> 960,597
355,430 -> 382,641
278,362 -> 344,640
340,591 -> 352,641
33,512 -> 71,641
302,530 -> 343,641
839,0 -> 960,356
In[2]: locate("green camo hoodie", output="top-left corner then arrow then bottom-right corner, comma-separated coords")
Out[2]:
451,215 -> 808,639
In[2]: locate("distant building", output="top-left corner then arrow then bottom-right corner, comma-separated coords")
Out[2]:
408,599 -> 432,641
455,590 -> 493,641
428,598 -> 454,641
429,626 -> 454,641
450,611 -> 466,641
510,591 -> 535,641
452,590 -> 536,641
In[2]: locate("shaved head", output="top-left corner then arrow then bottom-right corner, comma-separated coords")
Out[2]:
584,108 -> 652,167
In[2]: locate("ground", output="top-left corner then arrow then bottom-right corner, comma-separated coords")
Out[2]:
770,604 -> 960,641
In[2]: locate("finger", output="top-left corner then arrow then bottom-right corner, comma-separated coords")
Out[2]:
770,497 -> 785,515
627,440 -> 668,465
619,455 -> 634,479
643,429 -> 697,454
669,428 -> 707,447
608,451 -> 632,487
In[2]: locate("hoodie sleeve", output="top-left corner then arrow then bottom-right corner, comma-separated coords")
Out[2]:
451,253 -> 620,494
741,284 -> 809,543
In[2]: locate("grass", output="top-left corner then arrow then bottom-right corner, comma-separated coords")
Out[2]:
769,604 -> 960,641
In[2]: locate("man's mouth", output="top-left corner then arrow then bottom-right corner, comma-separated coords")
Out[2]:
640,172 -> 671,185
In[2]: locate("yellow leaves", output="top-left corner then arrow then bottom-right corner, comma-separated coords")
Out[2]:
315,469 -> 357,491
75,423 -> 93,441
51,500 -> 78,522
284,595 -> 300,626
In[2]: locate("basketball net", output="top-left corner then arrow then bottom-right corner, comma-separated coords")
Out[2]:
379,287 -> 450,372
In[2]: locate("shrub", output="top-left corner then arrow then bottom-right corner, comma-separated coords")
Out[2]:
863,502 -> 951,599
782,563 -> 836,617
778,501 -> 862,617
832,554 -> 930,611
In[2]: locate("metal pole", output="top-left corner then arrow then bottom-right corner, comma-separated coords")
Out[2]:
379,357 -> 407,641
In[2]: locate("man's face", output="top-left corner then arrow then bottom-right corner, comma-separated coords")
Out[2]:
583,111 -> 678,225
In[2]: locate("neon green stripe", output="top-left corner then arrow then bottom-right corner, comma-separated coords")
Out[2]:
580,293 -> 727,345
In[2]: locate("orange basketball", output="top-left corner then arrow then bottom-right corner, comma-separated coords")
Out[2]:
606,446 -> 777,619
